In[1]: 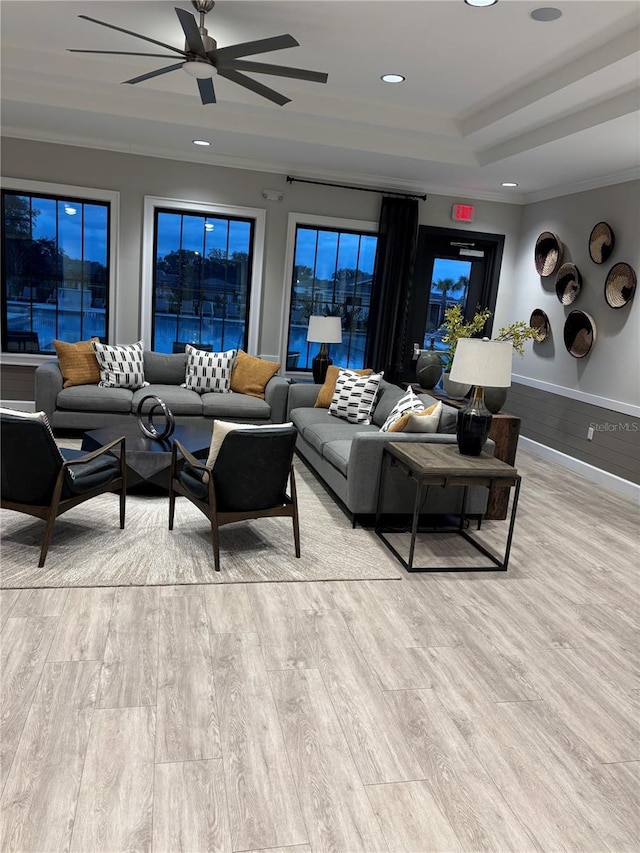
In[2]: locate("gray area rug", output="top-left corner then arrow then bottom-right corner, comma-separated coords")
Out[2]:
0,463 -> 402,588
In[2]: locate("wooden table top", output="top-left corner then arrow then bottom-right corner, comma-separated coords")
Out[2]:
386,442 -> 519,480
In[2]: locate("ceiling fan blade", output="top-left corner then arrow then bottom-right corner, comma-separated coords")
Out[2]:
122,62 -> 185,85
217,67 -> 290,106
222,59 -> 328,84
78,14 -> 186,56
197,77 -> 216,105
215,34 -> 299,62
68,50 -> 182,58
174,7 -> 207,58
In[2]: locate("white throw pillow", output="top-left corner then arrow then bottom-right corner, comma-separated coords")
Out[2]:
379,388 -> 425,432
92,340 -> 148,390
404,401 -> 443,433
329,369 -> 383,425
182,346 -> 236,394
206,419 -> 294,469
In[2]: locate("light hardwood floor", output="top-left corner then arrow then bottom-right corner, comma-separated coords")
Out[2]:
1,447 -> 638,852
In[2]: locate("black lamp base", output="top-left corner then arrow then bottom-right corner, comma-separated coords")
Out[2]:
456,386 -> 493,456
312,344 -> 332,384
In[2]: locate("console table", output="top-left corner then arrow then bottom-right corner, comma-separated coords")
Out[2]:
375,442 -> 521,573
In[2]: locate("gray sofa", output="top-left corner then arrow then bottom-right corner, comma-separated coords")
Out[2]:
35,351 -> 290,430
288,379 -> 494,521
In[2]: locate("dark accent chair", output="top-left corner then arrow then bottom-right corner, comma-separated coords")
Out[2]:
0,410 -> 126,567
168,426 -> 300,571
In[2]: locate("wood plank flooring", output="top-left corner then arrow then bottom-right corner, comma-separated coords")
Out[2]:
1,447 -> 639,852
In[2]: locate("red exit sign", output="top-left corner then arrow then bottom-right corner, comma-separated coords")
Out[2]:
452,203 -> 475,222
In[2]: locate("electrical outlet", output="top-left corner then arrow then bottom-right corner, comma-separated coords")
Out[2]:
587,427 -> 594,440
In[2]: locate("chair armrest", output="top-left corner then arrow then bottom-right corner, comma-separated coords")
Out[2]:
63,435 -> 126,467
35,359 -> 63,421
171,439 -> 210,472
264,375 -> 291,423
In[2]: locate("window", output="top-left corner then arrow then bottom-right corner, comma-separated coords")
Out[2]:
1,188 -> 111,355
285,220 -> 378,371
142,198 -> 265,355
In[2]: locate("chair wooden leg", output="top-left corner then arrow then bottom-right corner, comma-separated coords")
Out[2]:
39,510 -> 58,568
290,467 -> 301,558
168,484 -> 176,531
210,519 -> 221,571
119,488 -> 126,529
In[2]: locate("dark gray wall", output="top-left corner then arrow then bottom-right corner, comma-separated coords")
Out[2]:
506,381 -> 639,485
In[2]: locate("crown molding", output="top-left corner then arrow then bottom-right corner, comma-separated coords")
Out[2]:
521,166 -> 640,204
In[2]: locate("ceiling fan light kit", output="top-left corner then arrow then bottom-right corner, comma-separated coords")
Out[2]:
70,1 -> 328,106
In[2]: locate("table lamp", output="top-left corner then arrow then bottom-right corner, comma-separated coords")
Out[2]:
307,315 -> 342,383
448,337 -> 513,455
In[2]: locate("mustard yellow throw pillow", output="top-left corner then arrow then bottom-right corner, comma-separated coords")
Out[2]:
230,350 -> 281,399
388,401 -> 441,433
314,365 -> 373,408
53,337 -> 101,389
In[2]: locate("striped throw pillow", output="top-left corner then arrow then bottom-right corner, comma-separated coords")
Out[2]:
182,346 -> 237,394
92,340 -> 148,390
329,369 -> 383,425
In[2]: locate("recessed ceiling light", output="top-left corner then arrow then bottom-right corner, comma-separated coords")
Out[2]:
501,181 -> 519,187
530,7 -> 563,21
464,0 -> 498,7
381,74 -> 405,84
192,139 -> 211,146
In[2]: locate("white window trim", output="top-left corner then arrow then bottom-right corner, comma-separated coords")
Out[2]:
279,212 -> 378,374
0,177 -> 120,366
141,195 -> 265,355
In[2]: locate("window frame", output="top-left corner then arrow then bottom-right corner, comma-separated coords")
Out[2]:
0,177 -> 119,366
141,196 -> 265,355
280,212 -> 378,375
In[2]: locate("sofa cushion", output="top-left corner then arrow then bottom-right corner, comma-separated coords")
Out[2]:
182,345 -> 236,394
143,351 -> 187,385
53,338 -> 101,388
438,403 -> 459,434
57,385 -> 134,413
289,407 -> 333,435
314,365 -> 373,408
200,391 -> 271,420
304,419 -> 377,456
230,350 -> 280,399
329,370 -> 382,425
92,340 -> 148,390
131,385 -> 203,416
322,439 -> 351,476
371,381 -> 405,427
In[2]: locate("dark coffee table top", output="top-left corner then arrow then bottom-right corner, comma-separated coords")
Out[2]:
82,422 -> 212,487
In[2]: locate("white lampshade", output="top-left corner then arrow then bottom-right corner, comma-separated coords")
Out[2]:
307,315 -> 342,344
449,338 -> 513,387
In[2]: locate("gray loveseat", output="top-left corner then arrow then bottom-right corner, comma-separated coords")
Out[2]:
35,350 -> 290,430
288,379 -> 494,521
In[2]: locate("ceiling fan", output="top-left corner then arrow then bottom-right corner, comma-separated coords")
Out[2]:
68,0 -> 328,106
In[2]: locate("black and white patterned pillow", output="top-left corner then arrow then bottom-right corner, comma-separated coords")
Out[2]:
92,340 -> 148,390
329,369 -> 383,424
379,388 -> 425,432
182,346 -> 237,394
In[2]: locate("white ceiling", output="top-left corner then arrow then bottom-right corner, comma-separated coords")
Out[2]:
2,0 -> 639,203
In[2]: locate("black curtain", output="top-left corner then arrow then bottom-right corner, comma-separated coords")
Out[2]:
364,196 -> 419,383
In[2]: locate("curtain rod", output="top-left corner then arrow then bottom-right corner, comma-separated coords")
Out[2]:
285,175 -> 427,201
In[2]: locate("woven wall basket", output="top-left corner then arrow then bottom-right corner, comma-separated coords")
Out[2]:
535,231 -> 563,276
555,263 -> 582,305
589,221 -> 615,265
564,310 -> 596,358
529,308 -> 550,341
604,262 -> 636,309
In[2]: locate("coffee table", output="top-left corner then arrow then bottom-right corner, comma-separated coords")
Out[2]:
82,422 -> 212,490
375,442 -> 521,572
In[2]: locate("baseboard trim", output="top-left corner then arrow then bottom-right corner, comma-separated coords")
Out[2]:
520,436 -> 639,502
1,399 -> 36,412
